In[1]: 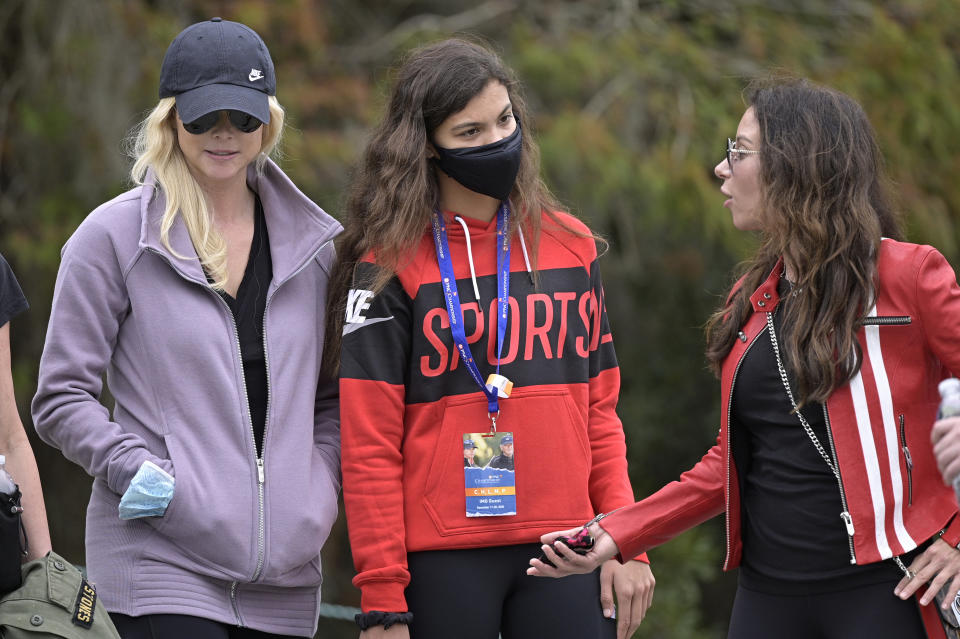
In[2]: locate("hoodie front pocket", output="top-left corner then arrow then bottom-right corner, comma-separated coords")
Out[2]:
146,432 -> 257,576
421,388 -> 593,536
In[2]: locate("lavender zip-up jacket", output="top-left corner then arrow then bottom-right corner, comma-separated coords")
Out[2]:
32,159 -> 342,637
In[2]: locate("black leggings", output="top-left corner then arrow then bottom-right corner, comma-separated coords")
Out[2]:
110,613 -> 301,639
727,581 -> 927,639
405,543 -> 616,639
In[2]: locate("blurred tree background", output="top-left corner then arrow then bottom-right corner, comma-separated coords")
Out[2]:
2,0 -> 959,637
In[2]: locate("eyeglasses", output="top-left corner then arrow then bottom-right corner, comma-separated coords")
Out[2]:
180,110 -> 263,135
726,138 -> 760,174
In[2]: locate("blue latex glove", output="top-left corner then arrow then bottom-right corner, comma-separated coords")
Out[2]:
118,460 -> 175,520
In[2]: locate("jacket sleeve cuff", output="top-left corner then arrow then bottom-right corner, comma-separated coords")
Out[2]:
941,514 -> 960,548
107,448 -> 174,497
359,581 -> 409,614
355,611 -> 413,630
600,514 -> 643,564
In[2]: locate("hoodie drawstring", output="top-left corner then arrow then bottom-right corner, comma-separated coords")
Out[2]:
453,215 -> 482,301
453,215 -> 534,302
517,226 -> 533,283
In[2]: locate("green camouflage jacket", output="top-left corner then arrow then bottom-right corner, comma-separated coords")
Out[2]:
0,552 -> 119,638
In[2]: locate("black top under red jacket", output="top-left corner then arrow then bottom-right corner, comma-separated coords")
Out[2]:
340,211 -> 645,613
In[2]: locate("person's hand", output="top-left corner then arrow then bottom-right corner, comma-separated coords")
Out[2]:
932,417 -> 960,486
894,538 -> 960,607
600,559 -> 655,639
527,524 -> 620,577
359,624 -> 409,639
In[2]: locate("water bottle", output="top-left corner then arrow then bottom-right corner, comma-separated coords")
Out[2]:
939,379 -> 960,627
939,378 -> 960,502
0,453 -> 21,594
0,455 -> 16,497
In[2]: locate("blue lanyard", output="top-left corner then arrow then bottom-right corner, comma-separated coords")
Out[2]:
431,205 -> 511,419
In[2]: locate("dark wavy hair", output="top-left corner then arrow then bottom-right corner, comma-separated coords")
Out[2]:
705,76 -> 903,407
324,37 -> 570,374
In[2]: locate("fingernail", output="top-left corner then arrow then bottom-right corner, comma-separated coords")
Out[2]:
603,608 -> 612,618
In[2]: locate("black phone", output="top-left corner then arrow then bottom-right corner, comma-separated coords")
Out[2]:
537,528 -> 594,568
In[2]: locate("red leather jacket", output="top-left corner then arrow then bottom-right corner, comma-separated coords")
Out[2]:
602,239 -> 960,574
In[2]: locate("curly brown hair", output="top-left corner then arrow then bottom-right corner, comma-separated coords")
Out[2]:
705,76 -> 903,407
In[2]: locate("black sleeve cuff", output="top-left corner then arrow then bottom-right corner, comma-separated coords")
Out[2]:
355,611 -> 414,630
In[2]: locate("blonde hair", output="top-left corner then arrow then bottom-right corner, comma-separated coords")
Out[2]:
130,96 -> 285,289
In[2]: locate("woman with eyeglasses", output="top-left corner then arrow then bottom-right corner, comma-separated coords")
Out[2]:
32,18 -> 341,639
329,38 -> 654,639
528,76 -> 960,639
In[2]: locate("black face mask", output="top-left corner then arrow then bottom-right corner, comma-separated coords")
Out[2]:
432,123 -> 522,201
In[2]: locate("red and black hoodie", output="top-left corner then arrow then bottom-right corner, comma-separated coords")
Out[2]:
340,210 -> 646,613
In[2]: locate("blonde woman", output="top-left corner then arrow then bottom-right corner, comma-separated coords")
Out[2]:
32,18 -> 341,639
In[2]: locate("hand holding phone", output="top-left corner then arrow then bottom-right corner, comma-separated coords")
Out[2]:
537,527 -> 594,568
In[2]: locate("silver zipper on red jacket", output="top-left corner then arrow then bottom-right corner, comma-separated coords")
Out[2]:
728,324 -> 858,568
898,414 -> 913,507
822,404 -> 857,564
824,315 -> 914,565
764,309 -> 858,565
860,316 -> 911,326
723,329 -> 764,571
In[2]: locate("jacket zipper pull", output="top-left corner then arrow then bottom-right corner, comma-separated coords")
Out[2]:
257,458 -> 265,484
841,511 -> 855,536
899,414 -> 913,470
902,445 -> 913,470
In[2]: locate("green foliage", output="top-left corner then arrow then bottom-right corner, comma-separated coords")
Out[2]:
2,2 -> 959,637
639,524 -> 735,638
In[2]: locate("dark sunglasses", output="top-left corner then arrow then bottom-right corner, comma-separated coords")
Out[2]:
180,110 -> 263,135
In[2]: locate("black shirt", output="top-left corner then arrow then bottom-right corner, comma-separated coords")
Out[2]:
0,254 -> 28,326
208,196 -> 272,457
486,454 -> 514,471
731,278 -> 906,593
